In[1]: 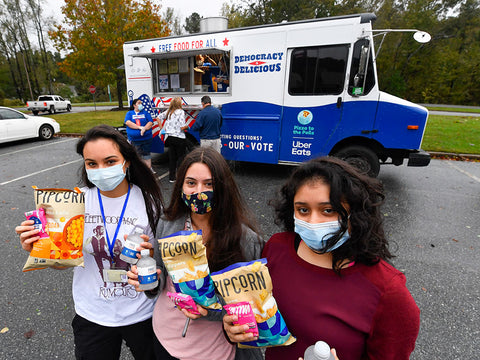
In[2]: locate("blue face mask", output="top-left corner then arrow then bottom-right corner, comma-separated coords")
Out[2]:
137,104 -> 144,111
294,216 -> 350,252
86,162 -> 126,192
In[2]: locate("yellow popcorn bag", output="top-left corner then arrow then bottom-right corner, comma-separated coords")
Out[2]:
211,258 -> 296,348
159,230 -> 221,310
22,187 -> 85,272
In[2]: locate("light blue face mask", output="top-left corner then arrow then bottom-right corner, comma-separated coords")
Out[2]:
294,216 -> 350,252
86,162 -> 126,192
137,104 -> 144,111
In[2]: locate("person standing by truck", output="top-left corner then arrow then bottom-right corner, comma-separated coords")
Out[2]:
125,98 -> 154,171
190,96 -> 223,153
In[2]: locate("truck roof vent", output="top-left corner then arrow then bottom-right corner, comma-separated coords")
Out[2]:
200,17 -> 228,33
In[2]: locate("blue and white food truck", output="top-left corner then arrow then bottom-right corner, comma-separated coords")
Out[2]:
123,13 -> 430,176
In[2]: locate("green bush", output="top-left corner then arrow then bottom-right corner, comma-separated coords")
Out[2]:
2,98 -> 25,107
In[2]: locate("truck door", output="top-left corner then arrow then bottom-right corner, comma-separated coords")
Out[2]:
279,45 -> 349,163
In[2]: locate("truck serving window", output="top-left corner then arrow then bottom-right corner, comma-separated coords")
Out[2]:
348,39 -> 375,96
289,45 -> 349,95
151,51 -> 230,94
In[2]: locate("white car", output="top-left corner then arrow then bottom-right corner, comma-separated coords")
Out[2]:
0,106 -> 61,143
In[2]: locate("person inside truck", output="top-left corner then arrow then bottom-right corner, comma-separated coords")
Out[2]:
213,58 -> 229,92
194,54 -> 219,92
223,156 -> 420,360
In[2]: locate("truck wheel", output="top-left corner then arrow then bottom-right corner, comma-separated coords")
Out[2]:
39,124 -> 54,140
32,111 -> 39,116
49,106 -> 56,114
334,145 -> 380,177
67,104 -> 72,112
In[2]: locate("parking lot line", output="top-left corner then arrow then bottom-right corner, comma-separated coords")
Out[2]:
0,138 -> 76,158
0,158 -> 83,186
446,160 -> 480,183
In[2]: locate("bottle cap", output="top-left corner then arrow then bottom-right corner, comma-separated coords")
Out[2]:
140,249 -> 150,256
314,341 -> 331,358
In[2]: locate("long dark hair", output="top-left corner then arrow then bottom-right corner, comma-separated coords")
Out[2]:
164,147 -> 260,272
76,125 -> 163,235
274,156 -> 392,273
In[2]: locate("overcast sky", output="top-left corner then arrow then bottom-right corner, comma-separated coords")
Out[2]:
42,0 -> 234,23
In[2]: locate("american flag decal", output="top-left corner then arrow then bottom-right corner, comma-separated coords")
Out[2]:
143,95 -> 200,142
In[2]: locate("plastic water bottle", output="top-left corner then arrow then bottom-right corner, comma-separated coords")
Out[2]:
304,341 -> 335,360
120,226 -> 144,264
137,249 -> 158,291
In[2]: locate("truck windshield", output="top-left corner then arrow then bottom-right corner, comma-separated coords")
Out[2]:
38,96 -> 53,101
288,44 -> 349,95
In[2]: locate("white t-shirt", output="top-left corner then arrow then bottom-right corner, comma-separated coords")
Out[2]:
159,109 -> 186,140
72,185 -> 156,327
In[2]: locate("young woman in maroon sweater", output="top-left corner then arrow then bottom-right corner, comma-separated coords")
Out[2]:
224,157 -> 420,360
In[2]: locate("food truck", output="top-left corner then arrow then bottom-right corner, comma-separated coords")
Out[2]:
123,13 -> 430,176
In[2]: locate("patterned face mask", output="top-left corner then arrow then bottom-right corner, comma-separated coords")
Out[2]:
182,190 -> 214,214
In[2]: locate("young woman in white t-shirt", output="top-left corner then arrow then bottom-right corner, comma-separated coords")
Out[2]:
16,125 -> 165,360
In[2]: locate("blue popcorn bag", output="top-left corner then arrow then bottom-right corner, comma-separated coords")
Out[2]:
211,258 -> 296,348
159,230 -> 221,310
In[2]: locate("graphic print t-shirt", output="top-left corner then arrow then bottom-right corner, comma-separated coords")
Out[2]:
72,186 -> 156,327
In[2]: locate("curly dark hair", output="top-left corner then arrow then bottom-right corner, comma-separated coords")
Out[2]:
76,124 -> 163,236
273,156 -> 393,273
164,147 -> 261,272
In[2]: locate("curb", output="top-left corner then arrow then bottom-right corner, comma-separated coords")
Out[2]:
429,151 -> 480,162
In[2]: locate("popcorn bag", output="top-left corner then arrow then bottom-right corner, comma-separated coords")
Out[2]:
22,187 -> 85,272
159,230 -> 221,310
211,258 -> 296,348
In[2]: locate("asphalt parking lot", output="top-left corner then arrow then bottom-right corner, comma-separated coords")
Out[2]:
0,137 -> 479,359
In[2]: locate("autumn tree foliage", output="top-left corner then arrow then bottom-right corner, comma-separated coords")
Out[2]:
50,0 -> 170,108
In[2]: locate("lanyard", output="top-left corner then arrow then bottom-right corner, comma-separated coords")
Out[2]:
97,186 -> 131,263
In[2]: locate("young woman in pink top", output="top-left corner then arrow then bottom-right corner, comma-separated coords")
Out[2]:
128,147 -> 264,360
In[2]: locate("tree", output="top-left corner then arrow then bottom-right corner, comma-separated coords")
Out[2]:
164,7 -> 183,35
49,0 -> 170,109
184,12 -> 201,34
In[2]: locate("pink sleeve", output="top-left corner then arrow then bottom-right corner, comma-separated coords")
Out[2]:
365,273 -> 420,360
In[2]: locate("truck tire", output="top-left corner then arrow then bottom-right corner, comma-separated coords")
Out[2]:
49,105 -> 56,114
39,124 -> 54,140
32,111 -> 39,116
333,145 -> 380,178
67,104 -> 72,112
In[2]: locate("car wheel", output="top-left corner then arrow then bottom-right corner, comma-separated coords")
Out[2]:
39,124 -> 54,140
32,111 -> 38,116
333,145 -> 380,177
67,104 -> 72,112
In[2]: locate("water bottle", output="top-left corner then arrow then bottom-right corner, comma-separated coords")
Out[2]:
120,226 -> 144,264
304,341 -> 335,360
137,249 -> 158,291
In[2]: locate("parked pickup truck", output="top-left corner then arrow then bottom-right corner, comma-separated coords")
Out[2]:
27,95 -> 72,115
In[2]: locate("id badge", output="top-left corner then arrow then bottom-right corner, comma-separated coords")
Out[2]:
103,268 -> 128,283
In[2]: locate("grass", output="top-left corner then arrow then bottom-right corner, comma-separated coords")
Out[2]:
50,110 -> 126,133
50,111 -> 480,155
422,115 -> 479,154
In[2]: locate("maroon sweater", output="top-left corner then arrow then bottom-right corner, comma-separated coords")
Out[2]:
263,232 -> 420,360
